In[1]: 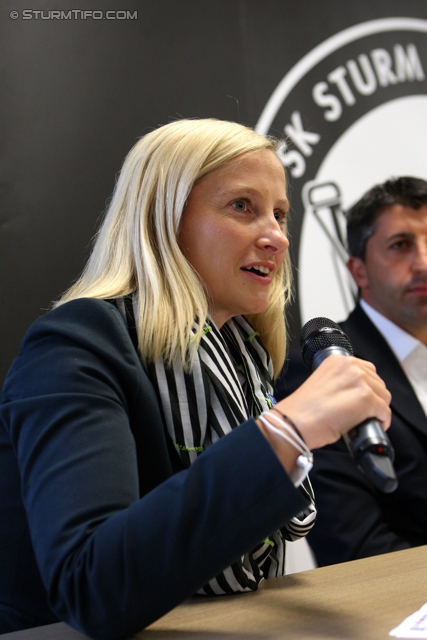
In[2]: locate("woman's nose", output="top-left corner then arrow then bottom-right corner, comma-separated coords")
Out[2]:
256,217 -> 289,254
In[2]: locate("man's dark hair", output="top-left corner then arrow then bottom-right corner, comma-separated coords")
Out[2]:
346,176 -> 427,259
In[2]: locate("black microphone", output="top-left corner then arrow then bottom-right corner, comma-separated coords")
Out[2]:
300,317 -> 398,493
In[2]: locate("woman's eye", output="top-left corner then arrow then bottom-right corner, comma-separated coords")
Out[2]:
274,211 -> 287,226
232,200 -> 248,212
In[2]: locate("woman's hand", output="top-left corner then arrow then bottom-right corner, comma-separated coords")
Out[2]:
257,355 -> 391,474
276,354 -> 391,451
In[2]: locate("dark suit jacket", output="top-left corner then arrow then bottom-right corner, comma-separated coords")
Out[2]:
0,299 -> 307,639
276,303 -> 427,566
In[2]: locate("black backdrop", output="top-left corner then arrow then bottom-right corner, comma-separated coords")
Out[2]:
2,0 -> 427,384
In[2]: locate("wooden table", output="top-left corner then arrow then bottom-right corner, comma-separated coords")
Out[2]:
3,545 -> 427,640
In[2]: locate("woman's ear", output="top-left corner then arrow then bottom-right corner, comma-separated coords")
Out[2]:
347,256 -> 369,291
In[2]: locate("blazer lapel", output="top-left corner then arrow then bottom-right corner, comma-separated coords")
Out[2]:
341,304 -> 427,438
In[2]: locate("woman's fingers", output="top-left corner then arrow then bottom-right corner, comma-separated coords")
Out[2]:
274,355 -> 392,450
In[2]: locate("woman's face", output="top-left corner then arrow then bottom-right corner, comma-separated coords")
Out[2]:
178,149 -> 289,328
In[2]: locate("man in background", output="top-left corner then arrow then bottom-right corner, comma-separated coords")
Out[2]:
278,176 -> 427,565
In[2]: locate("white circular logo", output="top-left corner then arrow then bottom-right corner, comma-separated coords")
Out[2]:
256,17 -> 427,327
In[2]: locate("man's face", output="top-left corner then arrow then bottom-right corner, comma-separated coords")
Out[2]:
348,204 -> 427,343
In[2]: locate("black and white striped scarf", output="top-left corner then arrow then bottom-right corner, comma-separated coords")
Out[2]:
113,297 -> 316,593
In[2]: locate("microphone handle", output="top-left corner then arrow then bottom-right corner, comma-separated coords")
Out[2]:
311,346 -> 398,493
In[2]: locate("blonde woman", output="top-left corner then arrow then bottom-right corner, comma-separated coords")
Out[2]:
0,119 -> 391,639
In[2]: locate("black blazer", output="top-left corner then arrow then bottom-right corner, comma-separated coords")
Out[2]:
0,299 -> 307,639
276,303 -> 427,566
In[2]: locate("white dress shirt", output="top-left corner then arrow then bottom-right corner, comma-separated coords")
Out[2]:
360,299 -> 427,417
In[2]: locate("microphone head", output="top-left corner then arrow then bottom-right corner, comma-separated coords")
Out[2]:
300,317 -> 353,370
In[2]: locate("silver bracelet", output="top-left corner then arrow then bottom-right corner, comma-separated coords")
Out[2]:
259,411 -> 313,487
270,408 -> 307,445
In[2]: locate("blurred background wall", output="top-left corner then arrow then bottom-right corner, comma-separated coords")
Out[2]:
1,0 -> 427,384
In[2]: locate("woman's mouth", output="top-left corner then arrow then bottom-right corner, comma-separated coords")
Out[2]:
241,265 -> 272,277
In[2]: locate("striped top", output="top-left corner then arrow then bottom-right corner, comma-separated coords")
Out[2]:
115,298 -> 316,594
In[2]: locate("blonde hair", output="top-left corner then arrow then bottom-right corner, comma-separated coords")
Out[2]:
57,118 -> 292,376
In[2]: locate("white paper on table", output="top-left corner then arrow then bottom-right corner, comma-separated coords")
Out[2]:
390,603 -> 427,638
